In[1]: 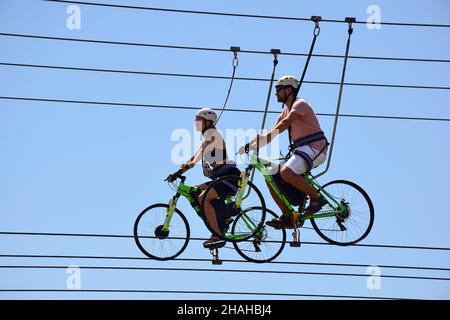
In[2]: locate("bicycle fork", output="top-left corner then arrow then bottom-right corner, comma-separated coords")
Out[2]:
162,194 -> 179,232
229,171 -> 260,239
234,170 -> 249,208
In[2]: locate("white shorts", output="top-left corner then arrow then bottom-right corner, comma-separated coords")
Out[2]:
280,145 -> 327,175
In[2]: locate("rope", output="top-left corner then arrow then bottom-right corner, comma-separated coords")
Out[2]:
314,18 -> 355,179
215,47 -> 239,124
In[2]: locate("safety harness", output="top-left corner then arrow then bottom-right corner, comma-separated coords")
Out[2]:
201,126 -> 228,178
287,129 -> 329,173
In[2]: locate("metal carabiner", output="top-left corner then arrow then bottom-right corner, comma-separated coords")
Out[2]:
345,17 -> 356,35
311,16 -> 322,36
270,48 -> 280,65
230,46 -> 240,67
314,25 -> 321,36
232,57 -> 239,67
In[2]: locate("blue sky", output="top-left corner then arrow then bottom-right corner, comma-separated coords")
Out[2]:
0,0 -> 449,299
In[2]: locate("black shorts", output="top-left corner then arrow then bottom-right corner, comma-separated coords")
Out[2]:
204,164 -> 240,198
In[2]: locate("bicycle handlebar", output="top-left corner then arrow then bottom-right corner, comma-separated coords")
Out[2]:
236,143 -> 251,156
164,169 -> 184,182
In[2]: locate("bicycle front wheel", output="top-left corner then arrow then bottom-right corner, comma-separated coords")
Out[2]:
310,180 -> 374,246
200,175 -> 266,242
134,203 -> 190,260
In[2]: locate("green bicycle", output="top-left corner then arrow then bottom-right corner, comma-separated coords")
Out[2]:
200,150 -> 375,263
133,169 -> 286,263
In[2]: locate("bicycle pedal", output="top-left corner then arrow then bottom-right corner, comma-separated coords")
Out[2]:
209,249 -> 222,265
290,241 -> 301,247
290,230 -> 301,247
296,220 -> 305,228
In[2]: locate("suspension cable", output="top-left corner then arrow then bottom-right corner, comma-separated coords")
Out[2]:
243,49 -> 280,199
294,16 -> 322,100
313,17 -> 355,179
215,46 -> 240,124
287,16 -> 322,150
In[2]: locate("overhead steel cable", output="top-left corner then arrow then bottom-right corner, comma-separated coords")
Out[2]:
0,288 -> 408,300
0,264 -> 449,282
1,231 -> 450,251
43,0 -> 450,29
1,254 -> 449,272
2,33 -> 448,64
1,96 -> 449,122
1,62 -> 449,91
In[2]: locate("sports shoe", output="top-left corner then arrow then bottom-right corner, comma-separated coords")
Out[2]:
265,215 -> 295,229
203,234 -> 226,249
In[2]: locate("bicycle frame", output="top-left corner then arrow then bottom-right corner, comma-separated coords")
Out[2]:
162,178 -> 197,232
245,152 -> 346,221
162,177 -> 258,241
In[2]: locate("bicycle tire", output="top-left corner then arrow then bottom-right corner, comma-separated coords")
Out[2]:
200,175 -> 266,242
134,203 -> 190,260
310,180 -> 374,246
232,207 -> 286,263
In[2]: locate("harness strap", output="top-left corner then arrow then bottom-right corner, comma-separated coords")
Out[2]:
293,150 -> 314,173
288,130 -> 329,157
201,126 -> 228,178
288,131 -> 329,172
292,131 -> 327,148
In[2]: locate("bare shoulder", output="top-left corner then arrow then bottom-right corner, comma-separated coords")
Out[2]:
291,99 -> 311,115
203,127 -> 223,142
295,98 -> 310,105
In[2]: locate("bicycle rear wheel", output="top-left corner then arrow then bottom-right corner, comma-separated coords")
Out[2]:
134,203 -> 190,260
310,180 -> 374,246
200,175 -> 266,242
232,207 -> 286,263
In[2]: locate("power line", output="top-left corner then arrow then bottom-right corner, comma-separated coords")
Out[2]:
1,62 -> 449,91
0,288 -> 406,300
1,264 -> 448,282
2,32 -> 449,64
1,254 -> 449,272
1,96 -> 449,123
43,0 -> 450,29
1,231 -> 450,251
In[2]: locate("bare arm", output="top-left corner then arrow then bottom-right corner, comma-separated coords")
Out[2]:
181,139 -> 214,172
248,111 -> 302,150
181,145 -> 202,172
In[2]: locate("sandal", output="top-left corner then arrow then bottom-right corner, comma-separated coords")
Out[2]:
304,196 -> 327,216
266,215 -> 295,229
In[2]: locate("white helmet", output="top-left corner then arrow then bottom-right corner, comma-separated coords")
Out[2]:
276,76 -> 299,89
196,108 -> 217,125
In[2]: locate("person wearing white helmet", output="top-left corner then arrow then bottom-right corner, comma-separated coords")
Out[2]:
239,76 -> 328,229
178,108 -> 240,249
